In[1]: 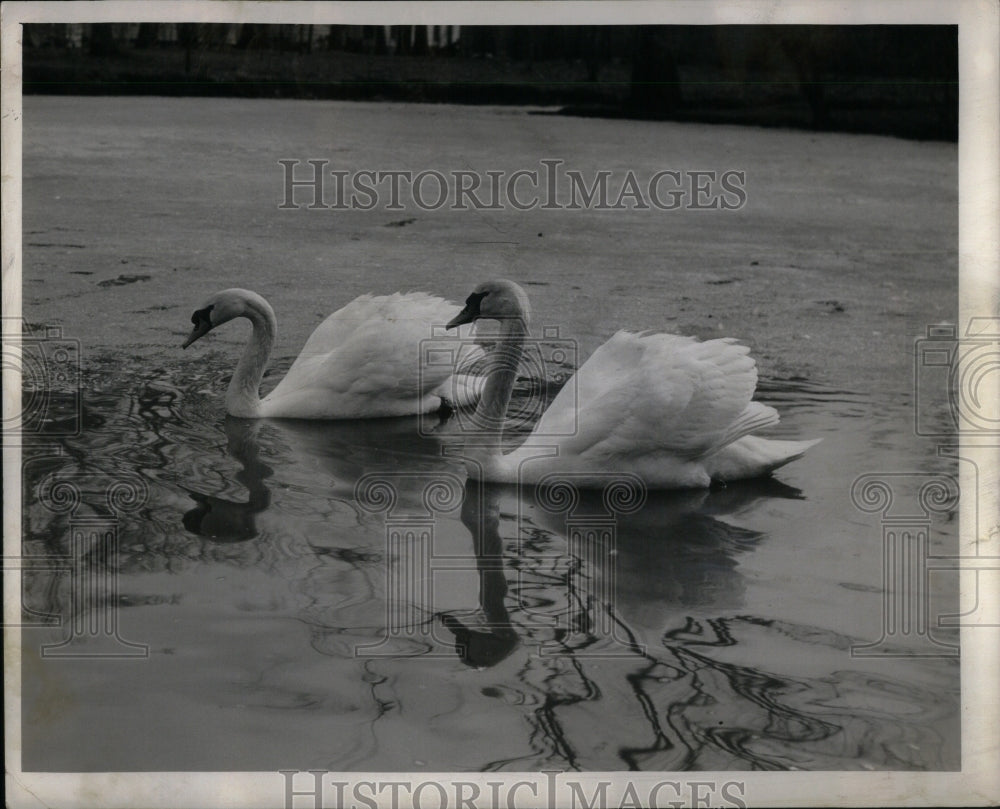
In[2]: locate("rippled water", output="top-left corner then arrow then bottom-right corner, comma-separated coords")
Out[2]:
20,354 -> 959,772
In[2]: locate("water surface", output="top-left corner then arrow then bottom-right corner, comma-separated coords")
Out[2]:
19,96 -> 960,774
21,356 -> 960,772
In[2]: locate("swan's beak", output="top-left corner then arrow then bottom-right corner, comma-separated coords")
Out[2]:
446,306 -> 476,330
182,320 -> 212,349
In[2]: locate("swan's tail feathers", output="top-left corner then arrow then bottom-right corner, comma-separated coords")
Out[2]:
707,435 -> 822,482
435,373 -> 486,410
763,437 -> 822,471
714,402 -> 781,452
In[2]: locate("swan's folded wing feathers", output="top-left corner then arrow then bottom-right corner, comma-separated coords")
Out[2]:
647,335 -> 766,456
528,331 -> 693,458
271,292 -> 469,405
532,331 -> 771,463
527,331 -> 648,442
663,337 -> 761,454
285,294 -> 379,376
711,401 -> 781,452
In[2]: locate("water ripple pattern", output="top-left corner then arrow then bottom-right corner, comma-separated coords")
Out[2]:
19,356 -> 959,772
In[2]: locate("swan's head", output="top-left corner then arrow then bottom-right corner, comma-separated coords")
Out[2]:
182,288 -> 268,349
446,280 -> 531,329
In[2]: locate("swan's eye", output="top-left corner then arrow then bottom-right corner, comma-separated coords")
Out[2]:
465,291 -> 488,315
191,305 -> 214,326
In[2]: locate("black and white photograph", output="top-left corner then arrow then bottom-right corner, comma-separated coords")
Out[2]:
3,1 -> 998,807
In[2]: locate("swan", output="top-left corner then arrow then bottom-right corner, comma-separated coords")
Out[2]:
182,288 -> 483,419
445,280 -> 819,488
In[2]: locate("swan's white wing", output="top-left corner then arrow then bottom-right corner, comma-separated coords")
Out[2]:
641,333 -> 772,455
526,331 -> 771,462
264,292 -> 479,414
284,293 -> 451,376
525,330 -> 646,440
289,293 -> 383,369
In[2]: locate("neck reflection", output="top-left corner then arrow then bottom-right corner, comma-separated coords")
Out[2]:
437,479 -> 520,668
181,417 -> 272,542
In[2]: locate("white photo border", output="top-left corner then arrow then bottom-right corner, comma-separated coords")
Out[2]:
3,1 -> 997,807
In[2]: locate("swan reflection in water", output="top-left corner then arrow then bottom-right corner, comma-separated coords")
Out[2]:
170,419 -> 953,769
423,474 -> 878,771
182,414 -> 804,663
181,412 -> 456,544
181,418 -> 273,542
436,474 -> 804,667
437,479 -> 520,668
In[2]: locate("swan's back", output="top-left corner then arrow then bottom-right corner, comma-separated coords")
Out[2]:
532,331 -> 765,454
292,292 -> 448,364
262,292 -> 469,418
509,331 -> 812,486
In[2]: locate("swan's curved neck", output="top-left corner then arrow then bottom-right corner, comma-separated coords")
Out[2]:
226,296 -> 276,418
465,317 -> 528,475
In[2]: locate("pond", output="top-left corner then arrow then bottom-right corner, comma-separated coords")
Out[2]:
17,96 -> 960,774
20,356 -> 959,772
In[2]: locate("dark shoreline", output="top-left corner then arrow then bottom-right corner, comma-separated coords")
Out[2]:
24,48 -> 957,142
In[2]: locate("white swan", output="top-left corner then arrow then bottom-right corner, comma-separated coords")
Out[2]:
182,288 -> 482,419
445,280 -> 819,488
